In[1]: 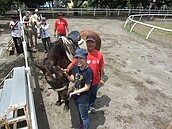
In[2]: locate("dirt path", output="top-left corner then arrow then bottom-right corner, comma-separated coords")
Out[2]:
1,18 -> 172,129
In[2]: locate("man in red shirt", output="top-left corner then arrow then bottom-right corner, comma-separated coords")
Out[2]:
67,34 -> 105,113
54,12 -> 69,38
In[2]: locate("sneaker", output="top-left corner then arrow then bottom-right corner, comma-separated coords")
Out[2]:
89,107 -> 96,114
76,123 -> 83,129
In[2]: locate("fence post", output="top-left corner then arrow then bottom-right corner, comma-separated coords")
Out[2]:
146,27 -> 154,39
81,8 -> 82,16
106,8 -> 108,17
117,10 -> 120,16
128,9 -> 131,16
94,8 -> 96,16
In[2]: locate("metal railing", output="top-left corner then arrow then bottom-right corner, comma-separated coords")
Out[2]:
124,14 -> 172,39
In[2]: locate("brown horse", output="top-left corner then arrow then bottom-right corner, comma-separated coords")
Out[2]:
37,36 -> 79,112
80,30 -> 101,51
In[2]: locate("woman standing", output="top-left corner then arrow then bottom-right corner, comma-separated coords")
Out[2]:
40,17 -> 51,53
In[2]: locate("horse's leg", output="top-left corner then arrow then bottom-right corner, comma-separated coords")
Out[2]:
63,83 -> 69,112
29,32 -> 34,49
34,34 -> 38,50
56,92 -> 62,106
24,30 -> 30,49
30,32 -> 37,52
63,100 -> 69,112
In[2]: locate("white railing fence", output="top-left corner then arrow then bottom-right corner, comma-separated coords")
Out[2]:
19,8 -> 38,129
124,14 -> 172,39
22,8 -> 172,17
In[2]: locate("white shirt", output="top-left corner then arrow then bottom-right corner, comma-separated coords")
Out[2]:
40,23 -> 50,38
9,21 -> 22,37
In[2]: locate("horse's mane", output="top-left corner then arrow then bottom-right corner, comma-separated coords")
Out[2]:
48,38 -> 66,59
46,38 -> 70,68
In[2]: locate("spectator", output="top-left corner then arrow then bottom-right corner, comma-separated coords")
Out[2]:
54,12 -> 69,38
67,34 -> 105,113
63,48 -> 93,129
23,11 -> 31,23
40,17 -> 51,53
9,15 -> 23,56
34,9 -> 42,22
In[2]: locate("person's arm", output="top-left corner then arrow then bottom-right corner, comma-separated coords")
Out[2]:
67,62 -> 74,72
62,67 -> 75,83
66,26 -> 69,33
66,59 -> 76,72
70,84 -> 90,97
9,22 -> 13,29
65,20 -> 69,34
54,21 -> 57,36
99,66 -> 105,86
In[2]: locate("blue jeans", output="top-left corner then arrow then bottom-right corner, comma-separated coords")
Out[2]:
89,84 -> 98,109
76,102 -> 90,129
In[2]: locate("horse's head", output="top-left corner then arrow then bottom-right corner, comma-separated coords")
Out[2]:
37,59 -> 69,100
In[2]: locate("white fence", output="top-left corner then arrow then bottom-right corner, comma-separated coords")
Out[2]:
24,8 -> 172,17
124,14 -> 172,39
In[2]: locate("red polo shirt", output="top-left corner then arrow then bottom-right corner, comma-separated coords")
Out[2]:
54,18 -> 68,34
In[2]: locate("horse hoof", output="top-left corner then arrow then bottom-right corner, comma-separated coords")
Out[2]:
63,105 -> 69,113
55,101 -> 62,107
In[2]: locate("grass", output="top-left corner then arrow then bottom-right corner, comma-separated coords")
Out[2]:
125,20 -> 172,48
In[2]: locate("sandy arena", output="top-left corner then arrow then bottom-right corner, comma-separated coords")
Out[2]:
0,18 -> 172,129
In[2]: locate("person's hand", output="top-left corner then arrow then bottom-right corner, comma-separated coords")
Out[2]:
68,92 -> 73,100
100,79 -> 105,86
61,68 -> 69,77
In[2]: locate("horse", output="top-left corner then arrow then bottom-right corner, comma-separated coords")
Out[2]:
23,14 -> 41,51
79,30 -> 101,51
37,35 -> 79,112
37,30 -> 101,112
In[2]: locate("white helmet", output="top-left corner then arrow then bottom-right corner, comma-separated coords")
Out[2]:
35,9 -> 38,12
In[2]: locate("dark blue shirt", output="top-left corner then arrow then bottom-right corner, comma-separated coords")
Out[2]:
72,65 -> 93,103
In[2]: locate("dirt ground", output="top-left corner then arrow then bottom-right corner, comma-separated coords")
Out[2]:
0,18 -> 172,129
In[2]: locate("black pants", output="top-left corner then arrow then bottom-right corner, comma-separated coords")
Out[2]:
12,37 -> 23,54
42,37 -> 51,52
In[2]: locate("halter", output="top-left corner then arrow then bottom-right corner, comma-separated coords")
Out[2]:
54,84 -> 68,92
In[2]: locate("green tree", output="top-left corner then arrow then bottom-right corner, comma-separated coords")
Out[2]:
0,0 -> 14,13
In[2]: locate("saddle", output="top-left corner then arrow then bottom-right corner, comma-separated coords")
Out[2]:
60,36 -> 79,61
68,31 -> 81,42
